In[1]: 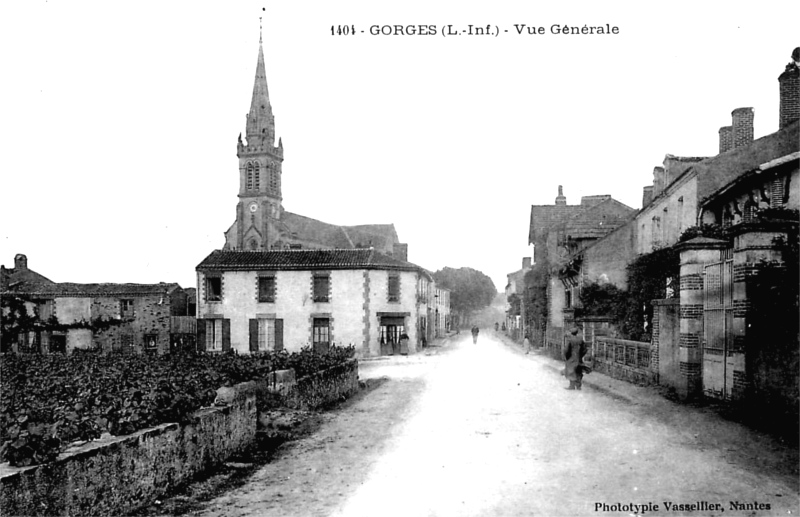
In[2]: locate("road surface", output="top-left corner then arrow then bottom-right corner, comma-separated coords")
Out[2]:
174,332 -> 799,517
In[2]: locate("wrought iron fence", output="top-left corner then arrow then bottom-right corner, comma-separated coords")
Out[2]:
593,336 -> 651,370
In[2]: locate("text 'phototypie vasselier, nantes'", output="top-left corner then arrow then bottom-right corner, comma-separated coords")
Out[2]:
330,24 -> 620,37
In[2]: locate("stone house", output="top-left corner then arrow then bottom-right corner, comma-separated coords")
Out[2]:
527,187 -> 635,338
195,248 -> 439,357
504,257 -> 532,340
433,286 -> 451,338
1,254 -> 193,354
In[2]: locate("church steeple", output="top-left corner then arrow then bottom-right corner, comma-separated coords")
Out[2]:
225,24 -> 285,252
245,25 -> 275,147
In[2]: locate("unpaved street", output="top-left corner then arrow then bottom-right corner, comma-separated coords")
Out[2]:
188,333 -> 798,517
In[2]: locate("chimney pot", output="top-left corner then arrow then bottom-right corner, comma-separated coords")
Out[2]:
14,254 -> 27,271
642,186 -> 654,208
718,126 -> 733,154
731,107 -> 754,150
779,47 -> 800,129
522,257 -> 532,269
555,185 -> 567,206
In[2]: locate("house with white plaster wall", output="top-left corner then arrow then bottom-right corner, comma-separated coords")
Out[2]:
196,248 -> 435,357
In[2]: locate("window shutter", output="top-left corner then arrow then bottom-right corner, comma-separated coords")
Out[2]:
275,319 -> 284,351
249,319 -> 258,352
222,319 -> 231,352
197,320 -> 207,351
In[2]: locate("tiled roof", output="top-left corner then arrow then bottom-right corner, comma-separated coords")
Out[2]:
529,197 -> 634,244
3,268 -> 54,292
562,198 -> 635,240
529,205 -> 582,244
697,120 -> 799,204
196,249 -> 425,273
9,282 -> 182,297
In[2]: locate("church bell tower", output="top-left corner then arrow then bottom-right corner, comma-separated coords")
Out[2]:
224,26 -> 284,251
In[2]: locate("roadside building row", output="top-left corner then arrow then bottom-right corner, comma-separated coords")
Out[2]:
514,48 -> 799,413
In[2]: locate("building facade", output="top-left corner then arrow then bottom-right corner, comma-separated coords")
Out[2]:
196,249 -> 435,357
1,254 -> 193,354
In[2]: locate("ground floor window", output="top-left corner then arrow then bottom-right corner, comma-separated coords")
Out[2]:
207,319 -> 223,351
259,319 -> 275,350
313,318 -> 330,352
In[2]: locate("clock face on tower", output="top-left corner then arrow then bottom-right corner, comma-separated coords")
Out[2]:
248,202 -> 258,213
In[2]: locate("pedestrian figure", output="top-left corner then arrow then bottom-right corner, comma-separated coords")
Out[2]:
399,332 -> 410,355
523,333 -> 532,355
494,322 -> 499,332
563,327 -> 587,390
471,326 -> 479,344
501,322 -> 506,332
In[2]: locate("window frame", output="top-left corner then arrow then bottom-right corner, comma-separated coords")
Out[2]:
205,274 -> 222,302
312,318 -> 330,347
258,274 -> 276,303
312,273 -> 330,303
388,273 -> 400,303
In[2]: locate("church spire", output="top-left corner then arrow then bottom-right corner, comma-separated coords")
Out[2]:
245,20 -> 274,146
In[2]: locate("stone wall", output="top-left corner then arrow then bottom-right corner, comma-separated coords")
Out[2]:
0,359 -> 359,516
0,381 -> 258,517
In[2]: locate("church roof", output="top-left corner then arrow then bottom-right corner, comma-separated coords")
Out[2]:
279,212 -> 399,253
197,249 -> 425,275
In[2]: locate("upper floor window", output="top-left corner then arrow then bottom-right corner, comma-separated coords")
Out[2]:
120,299 -> 134,318
258,275 -> 276,303
206,274 -> 222,302
313,273 -> 330,303
388,274 -> 400,302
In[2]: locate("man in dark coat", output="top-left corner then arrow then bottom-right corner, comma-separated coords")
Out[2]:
471,326 -> 480,344
563,327 -> 587,390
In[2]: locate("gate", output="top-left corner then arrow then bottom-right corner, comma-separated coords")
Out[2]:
703,251 -> 734,399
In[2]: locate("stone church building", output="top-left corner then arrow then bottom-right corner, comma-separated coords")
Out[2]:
223,32 -> 403,258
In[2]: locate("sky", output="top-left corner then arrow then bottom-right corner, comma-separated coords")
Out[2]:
1,1 -> 798,293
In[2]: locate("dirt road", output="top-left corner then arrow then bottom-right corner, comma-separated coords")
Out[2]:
182,333 -> 798,517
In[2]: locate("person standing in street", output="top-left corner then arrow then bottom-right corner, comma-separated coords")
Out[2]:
471,326 -> 480,344
523,333 -> 532,355
563,327 -> 587,390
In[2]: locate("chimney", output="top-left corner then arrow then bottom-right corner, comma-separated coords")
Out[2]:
14,254 -> 27,271
555,185 -> 566,206
0,265 -> 7,291
731,107 -> 754,149
718,126 -> 733,153
779,47 -> 800,129
642,186 -> 654,208
393,243 -> 408,262
522,257 -> 532,269
652,167 -> 665,197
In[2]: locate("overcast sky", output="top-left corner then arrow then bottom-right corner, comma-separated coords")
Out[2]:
1,1 -> 797,293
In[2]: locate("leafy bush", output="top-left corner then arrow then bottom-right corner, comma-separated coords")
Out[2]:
0,346 -> 354,466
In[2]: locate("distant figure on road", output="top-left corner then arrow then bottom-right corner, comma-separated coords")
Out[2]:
399,332 -> 410,355
563,327 -> 587,390
471,326 -> 480,344
494,322 -> 499,332
501,322 -> 506,332
523,333 -> 532,355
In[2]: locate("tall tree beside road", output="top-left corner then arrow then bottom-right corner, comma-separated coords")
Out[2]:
432,267 -> 497,320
